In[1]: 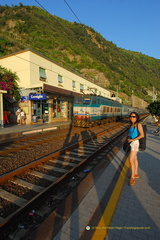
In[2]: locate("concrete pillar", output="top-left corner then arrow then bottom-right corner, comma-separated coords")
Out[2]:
27,100 -> 32,124
64,101 -> 68,119
49,98 -> 53,123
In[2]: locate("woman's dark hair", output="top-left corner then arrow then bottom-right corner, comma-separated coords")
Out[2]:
129,112 -> 139,123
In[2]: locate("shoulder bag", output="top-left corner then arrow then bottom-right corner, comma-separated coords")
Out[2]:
138,124 -> 147,151
123,136 -> 131,153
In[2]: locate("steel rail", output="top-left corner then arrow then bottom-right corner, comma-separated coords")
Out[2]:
0,123 -> 126,183
0,123 -> 121,156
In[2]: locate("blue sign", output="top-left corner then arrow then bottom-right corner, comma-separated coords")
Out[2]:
21,96 -> 29,101
29,94 -> 46,101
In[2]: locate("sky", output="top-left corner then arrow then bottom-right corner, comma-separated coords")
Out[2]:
1,0 -> 160,59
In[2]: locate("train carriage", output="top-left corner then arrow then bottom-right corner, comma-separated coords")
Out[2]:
73,95 -> 122,127
73,94 -> 148,127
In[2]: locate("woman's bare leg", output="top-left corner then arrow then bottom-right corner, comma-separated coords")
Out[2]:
129,151 -> 137,178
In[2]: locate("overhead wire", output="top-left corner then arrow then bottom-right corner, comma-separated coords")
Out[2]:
33,0 -> 100,84
33,0 -> 84,72
63,0 -> 83,24
34,0 -> 88,43
63,0 -> 88,41
33,0 -> 95,72
34,0 -> 72,37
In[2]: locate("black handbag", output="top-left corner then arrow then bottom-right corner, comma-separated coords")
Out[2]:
123,137 -> 131,152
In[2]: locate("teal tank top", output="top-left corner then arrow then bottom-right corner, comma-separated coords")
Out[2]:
129,127 -> 139,139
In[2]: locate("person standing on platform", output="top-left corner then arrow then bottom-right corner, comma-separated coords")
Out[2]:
154,115 -> 160,134
3,110 -> 10,124
127,112 -> 144,186
20,109 -> 25,125
16,107 -> 21,124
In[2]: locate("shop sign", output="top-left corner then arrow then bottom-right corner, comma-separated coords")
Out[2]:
29,94 -> 46,100
21,96 -> 29,101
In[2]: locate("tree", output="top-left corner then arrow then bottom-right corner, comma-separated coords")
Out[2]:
0,66 -> 21,107
146,101 -> 160,116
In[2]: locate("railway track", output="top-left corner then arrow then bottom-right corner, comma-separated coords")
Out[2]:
0,122 -> 123,175
0,122 -> 129,239
0,117 -> 148,239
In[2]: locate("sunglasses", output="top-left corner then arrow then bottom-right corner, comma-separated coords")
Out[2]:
129,116 -> 136,118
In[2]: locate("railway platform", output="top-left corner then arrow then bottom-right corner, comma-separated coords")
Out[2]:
31,117 -> 160,240
0,121 -> 72,142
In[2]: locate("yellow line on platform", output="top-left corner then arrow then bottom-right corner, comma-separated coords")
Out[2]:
91,157 -> 129,240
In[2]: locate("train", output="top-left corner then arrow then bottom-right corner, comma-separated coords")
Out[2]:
73,94 -> 148,127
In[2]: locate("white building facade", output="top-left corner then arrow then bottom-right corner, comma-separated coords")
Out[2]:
0,49 -> 111,124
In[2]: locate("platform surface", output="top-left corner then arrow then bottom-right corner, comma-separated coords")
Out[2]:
0,121 -> 71,142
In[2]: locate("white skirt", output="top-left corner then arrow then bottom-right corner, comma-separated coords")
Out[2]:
130,140 -> 139,151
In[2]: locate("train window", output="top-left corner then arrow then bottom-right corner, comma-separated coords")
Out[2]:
92,98 -> 96,104
107,107 -> 110,112
83,98 -> 90,105
74,98 -> 83,104
103,107 -> 107,112
74,97 -> 90,105
98,99 -> 100,105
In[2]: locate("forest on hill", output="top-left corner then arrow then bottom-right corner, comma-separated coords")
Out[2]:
0,3 -> 160,103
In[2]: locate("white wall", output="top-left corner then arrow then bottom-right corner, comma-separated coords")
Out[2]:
0,51 -> 31,87
0,49 -> 111,98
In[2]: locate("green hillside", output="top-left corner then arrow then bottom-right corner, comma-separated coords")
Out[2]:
0,4 -> 160,103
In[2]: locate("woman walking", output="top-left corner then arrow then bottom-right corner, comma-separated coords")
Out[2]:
128,112 -> 144,186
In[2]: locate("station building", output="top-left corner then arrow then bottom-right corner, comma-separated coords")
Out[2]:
0,49 -> 111,125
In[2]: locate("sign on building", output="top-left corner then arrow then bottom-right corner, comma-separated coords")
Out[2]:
29,94 -> 46,101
